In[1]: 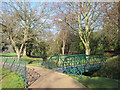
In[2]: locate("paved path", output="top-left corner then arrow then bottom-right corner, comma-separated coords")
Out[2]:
0,62 -> 86,88
27,66 -> 86,88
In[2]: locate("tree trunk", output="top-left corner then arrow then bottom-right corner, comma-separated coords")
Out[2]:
14,44 -> 24,60
16,50 -> 21,60
85,42 -> 91,55
62,40 -> 65,55
28,50 -> 31,56
23,45 -> 27,56
62,47 -> 64,55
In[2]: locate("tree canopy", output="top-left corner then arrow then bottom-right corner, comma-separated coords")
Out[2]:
1,2 -> 119,58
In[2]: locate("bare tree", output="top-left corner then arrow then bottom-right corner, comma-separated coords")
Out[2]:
55,24 -> 71,55
53,2 -> 108,55
1,2 -> 52,59
103,2 -> 120,28
102,2 -> 120,50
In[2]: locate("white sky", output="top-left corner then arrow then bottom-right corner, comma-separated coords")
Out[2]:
1,0 -> 119,2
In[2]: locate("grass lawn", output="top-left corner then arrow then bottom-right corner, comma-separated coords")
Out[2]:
71,75 -> 119,89
21,56 -> 43,66
0,53 -> 17,57
0,53 -> 43,66
0,68 -> 24,88
21,56 -> 43,61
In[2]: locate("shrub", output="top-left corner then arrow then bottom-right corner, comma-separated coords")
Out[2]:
93,55 -> 120,80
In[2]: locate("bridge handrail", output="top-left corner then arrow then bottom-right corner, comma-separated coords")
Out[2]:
47,54 -> 108,69
62,55 -> 107,70
0,57 -> 27,88
47,54 -> 85,69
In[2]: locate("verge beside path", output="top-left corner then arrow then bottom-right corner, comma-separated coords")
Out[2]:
27,66 -> 87,88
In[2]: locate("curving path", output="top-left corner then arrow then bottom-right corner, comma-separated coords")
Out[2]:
1,62 -> 86,88
27,66 -> 86,88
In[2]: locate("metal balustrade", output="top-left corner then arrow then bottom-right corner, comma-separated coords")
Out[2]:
0,57 -> 40,87
62,55 -> 107,75
0,57 -> 27,87
47,54 -> 85,69
46,54 -> 108,77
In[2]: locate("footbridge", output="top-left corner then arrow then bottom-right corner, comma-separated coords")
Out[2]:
45,54 -> 108,76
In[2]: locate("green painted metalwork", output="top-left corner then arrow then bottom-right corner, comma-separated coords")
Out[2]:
0,57 -> 27,88
47,54 -> 85,69
10,59 -> 15,71
16,60 -> 21,72
47,54 -> 108,77
24,61 -> 27,88
62,55 -> 107,75
47,55 -> 68,69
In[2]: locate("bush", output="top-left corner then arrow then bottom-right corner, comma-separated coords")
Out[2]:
93,55 -> 120,80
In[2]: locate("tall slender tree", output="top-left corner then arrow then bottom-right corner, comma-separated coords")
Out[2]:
53,2 -> 108,55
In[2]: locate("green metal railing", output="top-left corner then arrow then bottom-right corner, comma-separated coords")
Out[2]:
47,54 -> 86,69
0,57 -> 27,88
47,55 -> 68,69
46,54 -> 108,76
62,55 -> 107,75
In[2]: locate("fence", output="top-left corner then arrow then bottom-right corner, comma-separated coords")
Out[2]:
47,54 -> 85,69
0,57 -> 27,87
44,54 -> 109,77
62,55 -> 107,75
0,57 -> 41,87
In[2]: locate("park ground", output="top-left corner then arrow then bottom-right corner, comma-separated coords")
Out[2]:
0,68 -> 24,88
0,53 -> 120,89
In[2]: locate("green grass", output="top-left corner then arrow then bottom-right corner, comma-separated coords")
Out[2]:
21,56 -> 43,61
0,53 -> 45,67
21,56 -> 43,66
0,68 -> 24,88
0,68 -> 10,76
0,53 -> 17,57
0,53 -> 43,66
71,75 -> 119,89
93,55 -> 120,80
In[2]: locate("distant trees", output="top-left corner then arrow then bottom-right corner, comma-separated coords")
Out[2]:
102,2 -> 120,52
90,2 -> 120,54
53,20 -> 72,55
